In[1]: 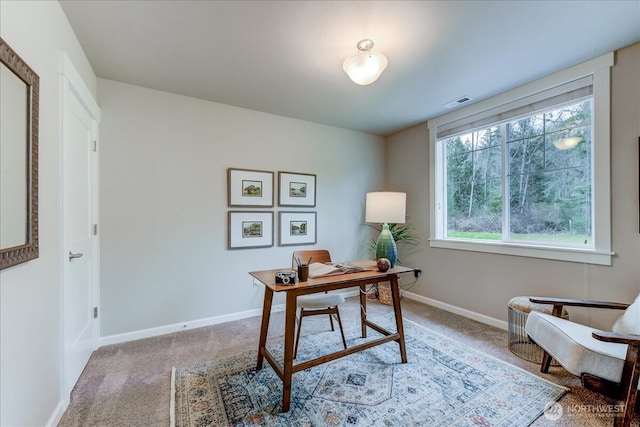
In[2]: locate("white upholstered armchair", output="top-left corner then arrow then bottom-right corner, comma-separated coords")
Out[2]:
525,293 -> 640,427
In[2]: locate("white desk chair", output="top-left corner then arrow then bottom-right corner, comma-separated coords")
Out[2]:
292,250 -> 347,359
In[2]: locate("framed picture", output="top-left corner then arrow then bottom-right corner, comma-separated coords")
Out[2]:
228,168 -> 274,207
278,171 -> 316,207
228,211 -> 274,249
279,211 -> 317,246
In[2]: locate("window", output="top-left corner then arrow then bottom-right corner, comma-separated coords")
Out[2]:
429,53 -> 613,265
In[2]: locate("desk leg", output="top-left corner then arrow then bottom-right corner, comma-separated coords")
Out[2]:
390,275 -> 408,363
282,292 -> 297,412
256,287 -> 273,370
359,284 -> 368,338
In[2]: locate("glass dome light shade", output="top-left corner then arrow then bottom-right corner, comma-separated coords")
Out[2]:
343,50 -> 388,86
552,136 -> 581,150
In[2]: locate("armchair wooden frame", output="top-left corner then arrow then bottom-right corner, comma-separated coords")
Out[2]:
529,297 -> 639,427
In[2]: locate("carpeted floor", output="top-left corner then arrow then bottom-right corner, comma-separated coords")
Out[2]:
59,296 -> 638,426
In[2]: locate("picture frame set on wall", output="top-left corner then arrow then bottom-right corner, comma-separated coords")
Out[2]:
278,171 -> 316,207
227,168 -> 317,249
228,210 -> 274,250
278,211 -> 317,246
227,168 -> 274,207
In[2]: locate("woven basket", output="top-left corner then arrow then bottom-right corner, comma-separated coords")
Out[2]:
378,282 -> 393,305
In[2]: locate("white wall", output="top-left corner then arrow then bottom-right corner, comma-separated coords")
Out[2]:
0,1 -> 97,426
97,79 -> 385,337
388,43 -> 640,330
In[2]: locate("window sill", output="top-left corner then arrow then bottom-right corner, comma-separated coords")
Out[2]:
429,238 -> 613,266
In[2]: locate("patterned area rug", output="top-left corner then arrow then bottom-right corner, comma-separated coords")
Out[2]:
172,317 -> 567,426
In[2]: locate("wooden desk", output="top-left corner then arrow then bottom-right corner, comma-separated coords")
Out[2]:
249,260 -> 413,412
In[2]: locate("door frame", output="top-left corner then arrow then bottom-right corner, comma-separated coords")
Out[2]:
59,52 -> 101,403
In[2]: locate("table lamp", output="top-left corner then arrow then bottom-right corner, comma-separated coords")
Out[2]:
365,192 -> 406,267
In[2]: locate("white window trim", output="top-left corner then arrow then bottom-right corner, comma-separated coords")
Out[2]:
428,52 -> 614,266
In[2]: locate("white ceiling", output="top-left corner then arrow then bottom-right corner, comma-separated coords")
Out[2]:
60,1 -> 640,136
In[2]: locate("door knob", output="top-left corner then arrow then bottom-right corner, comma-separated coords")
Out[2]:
68,251 -> 84,261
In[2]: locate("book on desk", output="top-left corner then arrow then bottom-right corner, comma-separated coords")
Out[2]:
307,262 -> 371,278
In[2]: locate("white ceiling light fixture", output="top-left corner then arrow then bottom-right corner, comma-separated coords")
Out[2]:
342,39 -> 388,86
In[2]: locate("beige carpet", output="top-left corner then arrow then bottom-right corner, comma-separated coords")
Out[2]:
59,296 -> 638,426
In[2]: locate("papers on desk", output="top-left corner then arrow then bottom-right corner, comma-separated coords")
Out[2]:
308,262 -> 370,278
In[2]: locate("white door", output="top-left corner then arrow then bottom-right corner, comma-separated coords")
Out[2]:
61,54 -> 100,400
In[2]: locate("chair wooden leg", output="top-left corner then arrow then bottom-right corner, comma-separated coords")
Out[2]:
614,345 -> 639,427
538,304 -> 563,374
328,310 -> 335,331
540,350 -> 554,373
294,308 -> 304,359
294,305 -> 347,356
583,344 -> 639,426
334,307 -> 347,350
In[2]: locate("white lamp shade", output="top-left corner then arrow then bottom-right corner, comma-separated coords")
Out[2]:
343,51 -> 388,86
365,192 -> 406,224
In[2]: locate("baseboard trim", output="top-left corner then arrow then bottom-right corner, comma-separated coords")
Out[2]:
45,399 -> 66,427
402,291 -> 508,331
99,289 -> 484,347
99,304 -> 285,347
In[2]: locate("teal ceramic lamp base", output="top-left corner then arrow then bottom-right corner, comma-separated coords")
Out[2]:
375,223 -> 398,267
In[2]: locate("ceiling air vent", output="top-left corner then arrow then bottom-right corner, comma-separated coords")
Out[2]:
443,95 -> 473,109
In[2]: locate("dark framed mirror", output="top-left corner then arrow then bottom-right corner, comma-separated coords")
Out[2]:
0,37 -> 39,270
